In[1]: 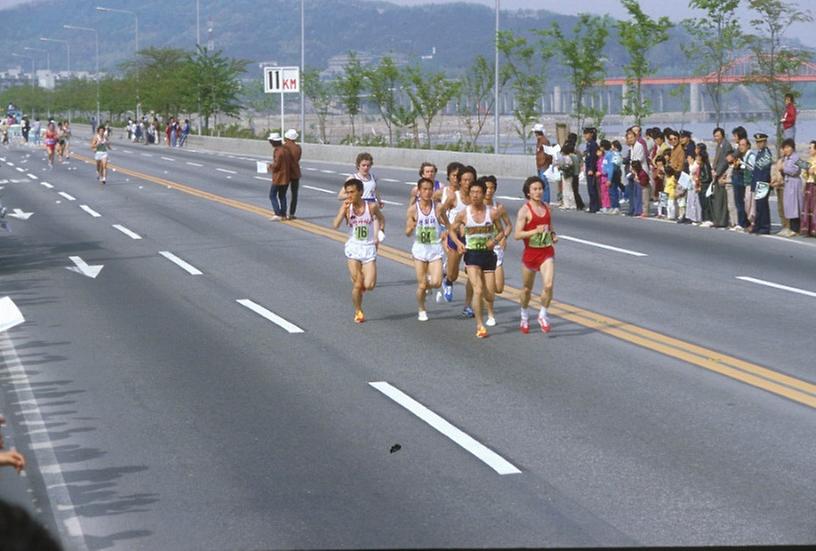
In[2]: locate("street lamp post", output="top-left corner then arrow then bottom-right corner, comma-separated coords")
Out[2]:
494,0 -> 500,154
23,47 -> 50,73
40,37 -> 71,74
11,53 -> 35,88
96,6 -> 140,119
64,24 -> 100,126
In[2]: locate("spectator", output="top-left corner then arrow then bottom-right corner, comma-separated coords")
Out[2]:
776,138 -> 804,237
283,129 -> 302,220
598,139 -> 611,213
583,127 -> 600,213
533,123 -> 553,204
663,165 -> 678,221
267,132 -> 292,221
558,142 -> 582,211
781,93 -> 797,141
801,140 -> 816,237
750,133 -> 773,235
710,127 -> 732,228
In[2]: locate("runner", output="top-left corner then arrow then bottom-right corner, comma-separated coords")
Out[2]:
338,152 -> 383,208
449,177 -> 499,338
91,125 -> 110,184
440,163 -> 471,308
484,175 -> 512,295
514,176 -> 558,334
409,162 -> 442,205
405,177 -> 449,321
333,178 -> 386,324
56,121 -> 67,162
43,122 -> 58,168
61,120 -> 72,160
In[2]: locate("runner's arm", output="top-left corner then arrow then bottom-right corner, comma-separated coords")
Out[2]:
513,206 -> 531,240
371,203 -> 385,234
405,205 -> 417,236
408,186 -> 418,205
332,201 -> 349,229
498,205 -> 513,240
449,212 -> 466,253
436,204 -> 451,229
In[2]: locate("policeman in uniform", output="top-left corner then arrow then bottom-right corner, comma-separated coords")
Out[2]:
751,133 -> 773,235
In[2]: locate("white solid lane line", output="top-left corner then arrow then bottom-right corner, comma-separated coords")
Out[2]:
216,168 -> 237,174
159,251 -> 203,275
57,192 -> 76,201
303,185 -> 334,194
141,153 -> 153,157
369,381 -> 522,476
381,200 -> 403,206
382,178 -> 400,182
558,235 -> 648,257
496,195 -> 524,202
736,276 -> 816,298
236,299 -> 304,334
27,173 -> 38,180
0,334 -> 90,549
320,169 -> 335,174
112,224 -> 142,240
40,181 -> 54,189
161,156 -> 175,161
79,205 -> 101,218
186,162 -> 203,167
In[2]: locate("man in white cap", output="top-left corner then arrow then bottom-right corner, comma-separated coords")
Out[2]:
267,132 -> 293,220
283,129 -> 302,219
533,123 -> 553,204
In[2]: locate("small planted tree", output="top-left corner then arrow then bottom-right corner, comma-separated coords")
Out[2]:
335,52 -> 365,143
303,68 -> 333,144
364,56 -> 402,146
457,55 -> 507,151
617,0 -> 672,126
402,65 -> 460,149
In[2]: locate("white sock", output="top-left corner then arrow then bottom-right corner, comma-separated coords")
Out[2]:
520,308 -> 528,321
540,307 -> 548,319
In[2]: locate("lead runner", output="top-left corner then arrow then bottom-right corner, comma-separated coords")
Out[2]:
514,176 -> 558,334
332,178 -> 386,323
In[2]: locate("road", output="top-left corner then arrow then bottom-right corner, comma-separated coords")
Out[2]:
1,137 -> 815,550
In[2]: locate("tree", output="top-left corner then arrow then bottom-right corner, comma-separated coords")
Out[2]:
364,56 -> 403,146
539,14 -> 610,142
303,68 -> 334,144
617,0 -> 673,126
122,47 -> 190,117
456,55 -> 507,151
187,46 -> 249,132
744,0 -> 813,146
335,52 -> 365,143
497,30 -> 550,153
402,65 -> 460,149
682,0 -> 745,128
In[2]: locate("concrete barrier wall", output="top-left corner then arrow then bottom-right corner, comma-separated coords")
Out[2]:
73,124 -> 539,178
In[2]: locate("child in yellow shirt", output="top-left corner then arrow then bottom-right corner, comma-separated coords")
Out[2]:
663,166 -> 678,221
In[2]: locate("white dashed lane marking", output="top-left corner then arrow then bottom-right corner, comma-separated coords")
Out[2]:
57,192 -> 76,201
112,224 -> 142,240
159,251 -> 203,275
216,168 -> 237,174
236,299 -> 304,334
79,205 -> 101,218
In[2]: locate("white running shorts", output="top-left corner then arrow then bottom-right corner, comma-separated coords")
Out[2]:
411,242 -> 444,263
94,152 -> 108,161
345,241 -> 377,264
494,245 -> 504,267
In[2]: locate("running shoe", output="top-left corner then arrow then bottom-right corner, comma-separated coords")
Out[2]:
354,310 -> 365,324
537,315 -> 551,333
476,326 -> 489,339
485,316 -> 496,327
417,311 -> 429,322
443,282 -> 453,302
519,318 -> 529,334
460,306 -> 474,319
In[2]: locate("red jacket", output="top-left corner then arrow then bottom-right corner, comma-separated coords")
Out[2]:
782,104 -> 797,129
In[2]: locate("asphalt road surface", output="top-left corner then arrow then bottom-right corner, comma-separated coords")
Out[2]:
1,136 -> 815,550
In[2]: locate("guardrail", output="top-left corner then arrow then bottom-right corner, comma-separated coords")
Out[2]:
71,124 -> 539,178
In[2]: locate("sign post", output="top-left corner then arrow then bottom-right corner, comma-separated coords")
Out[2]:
263,66 -> 300,133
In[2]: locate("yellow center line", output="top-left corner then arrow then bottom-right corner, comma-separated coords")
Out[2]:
74,153 -> 816,410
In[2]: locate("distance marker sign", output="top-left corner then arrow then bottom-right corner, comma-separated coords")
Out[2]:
264,66 -> 300,93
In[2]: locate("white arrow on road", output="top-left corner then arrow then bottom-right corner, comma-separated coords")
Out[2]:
7,209 -> 33,220
66,256 -> 104,279
0,296 -> 25,333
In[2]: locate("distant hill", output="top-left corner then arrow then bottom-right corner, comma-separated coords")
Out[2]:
0,0 -> 708,82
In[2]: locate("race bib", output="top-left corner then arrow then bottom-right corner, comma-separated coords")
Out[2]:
354,225 -> 369,241
418,227 -> 438,244
529,231 -> 552,248
468,236 -> 489,250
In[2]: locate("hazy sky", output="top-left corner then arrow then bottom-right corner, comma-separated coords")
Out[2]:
390,0 -> 816,48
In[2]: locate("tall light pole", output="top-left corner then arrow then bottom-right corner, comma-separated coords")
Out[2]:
24,47 -> 50,73
96,6 -> 140,119
40,37 -> 70,73
64,24 -> 100,125
300,0 -> 305,144
196,0 -> 201,47
494,0 -> 500,154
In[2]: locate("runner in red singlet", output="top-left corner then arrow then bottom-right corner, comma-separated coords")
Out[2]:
514,176 -> 558,334
44,122 -> 58,168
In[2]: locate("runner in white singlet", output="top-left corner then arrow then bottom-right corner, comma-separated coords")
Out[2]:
484,175 -> 513,295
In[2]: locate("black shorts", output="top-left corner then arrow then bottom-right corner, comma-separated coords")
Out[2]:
464,250 -> 497,272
